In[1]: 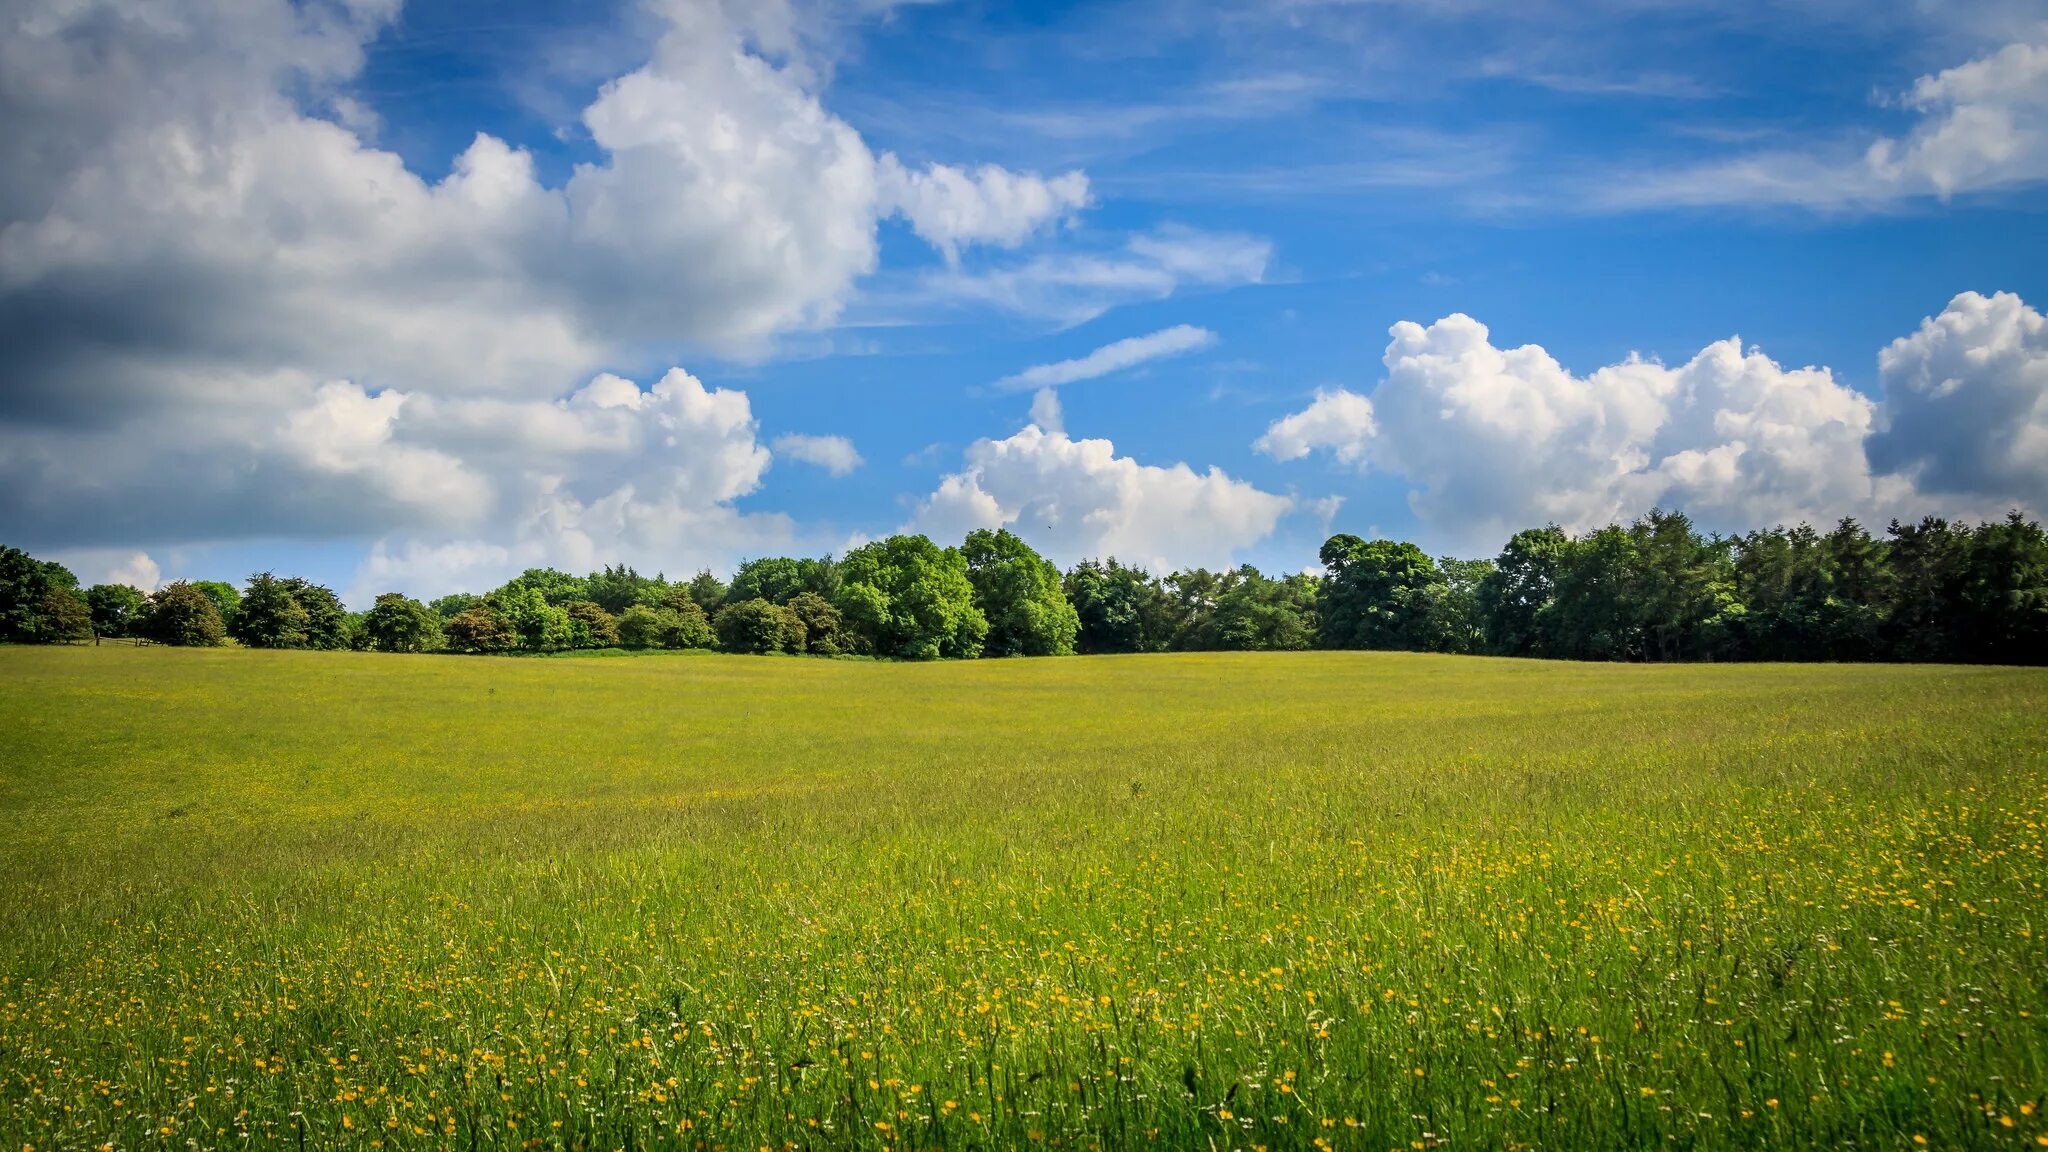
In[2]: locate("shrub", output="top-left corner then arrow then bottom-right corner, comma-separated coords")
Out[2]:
714,598 -> 805,654
444,605 -> 517,654
563,601 -> 620,648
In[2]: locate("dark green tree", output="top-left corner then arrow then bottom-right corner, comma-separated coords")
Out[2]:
280,578 -> 350,650
0,546 -> 79,642
363,593 -> 443,653
1207,567 -> 1318,651
1882,517 -> 1967,662
1546,526 -> 1645,661
84,584 -> 146,639
586,565 -> 666,615
231,572 -> 311,648
1628,511 -> 1740,662
1315,535 -> 1446,650
962,529 -> 1078,656
1063,559 -> 1174,654
1477,526 -> 1570,656
684,570 -> 730,615
785,591 -> 848,655
138,582 -> 227,646
1955,512 -> 2048,664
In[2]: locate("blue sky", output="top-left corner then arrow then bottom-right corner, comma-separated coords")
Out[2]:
2,0 -> 2045,604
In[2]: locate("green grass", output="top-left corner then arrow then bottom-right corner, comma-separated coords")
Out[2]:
2,645 -> 2046,1151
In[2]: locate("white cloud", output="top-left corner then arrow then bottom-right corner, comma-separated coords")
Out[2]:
877,154 -> 1090,261
914,419 -> 1293,572
48,549 -> 163,592
1604,38 -> 2048,209
996,324 -> 1218,391
342,368 -> 792,603
1870,290 -> 2048,510
926,225 -> 1271,325
1253,389 -> 1378,467
773,433 -> 865,476
1029,387 -> 1065,434
1256,311 -> 1921,550
0,0 -> 1139,563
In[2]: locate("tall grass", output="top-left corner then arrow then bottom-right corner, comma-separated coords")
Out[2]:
2,646 -> 2044,1149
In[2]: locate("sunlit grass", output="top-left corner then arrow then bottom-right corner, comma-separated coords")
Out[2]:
2,645 -> 2045,1149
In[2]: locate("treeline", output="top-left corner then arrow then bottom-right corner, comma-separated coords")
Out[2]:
3,510 -> 2043,664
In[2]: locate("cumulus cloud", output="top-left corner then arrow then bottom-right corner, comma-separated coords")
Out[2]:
996,324 -> 1218,391
877,155 -> 1090,261
46,549 -> 163,592
914,419 -> 1294,572
0,0 -> 1155,574
773,433 -> 865,476
340,368 -> 795,602
1606,38 -> 2048,209
1256,311 -> 1929,550
1870,290 -> 2048,510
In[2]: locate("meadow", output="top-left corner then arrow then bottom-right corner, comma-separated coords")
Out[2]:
1,646 -> 2045,1151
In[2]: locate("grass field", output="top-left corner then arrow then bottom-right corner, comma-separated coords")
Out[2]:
2,646 -> 2046,1151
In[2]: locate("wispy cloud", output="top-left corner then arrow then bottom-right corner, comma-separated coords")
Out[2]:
998,325 -> 1220,391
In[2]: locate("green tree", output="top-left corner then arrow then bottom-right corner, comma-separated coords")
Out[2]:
684,570 -> 729,615
563,601 -> 621,648
1882,517 -> 1967,662
444,605 -> 517,653
232,572 -> 311,648
430,593 -> 485,618
493,568 -> 589,607
1477,526 -> 1570,656
715,598 -> 806,654
1628,510 -> 1740,662
961,529 -> 1078,657
33,587 -> 94,642
280,578 -> 351,650
0,546 -> 79,642
586,565 -> 666,615
363,593 -> 442,652
729,556 -> 841,606
835,535 -> 987,660
138,582 -> 227,646
1207,567 -> 1318,651
785,591 -> 848,655
84,584 -> 146,639
187,581 -> 241,631
617,605 -> 671,649
1546,526 -> 1645,661
662,594 -> 718,649
1163,567 -> 1233,650
1315,535 -> 1446,650
1408,556 -> 1494,655
1955,512 -> 2048,664
492,586 -> 573,650
617,597 -> 717,650
1063,559 -> 1174,654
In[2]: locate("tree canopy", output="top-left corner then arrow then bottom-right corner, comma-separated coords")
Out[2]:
836,535 -> 988,660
